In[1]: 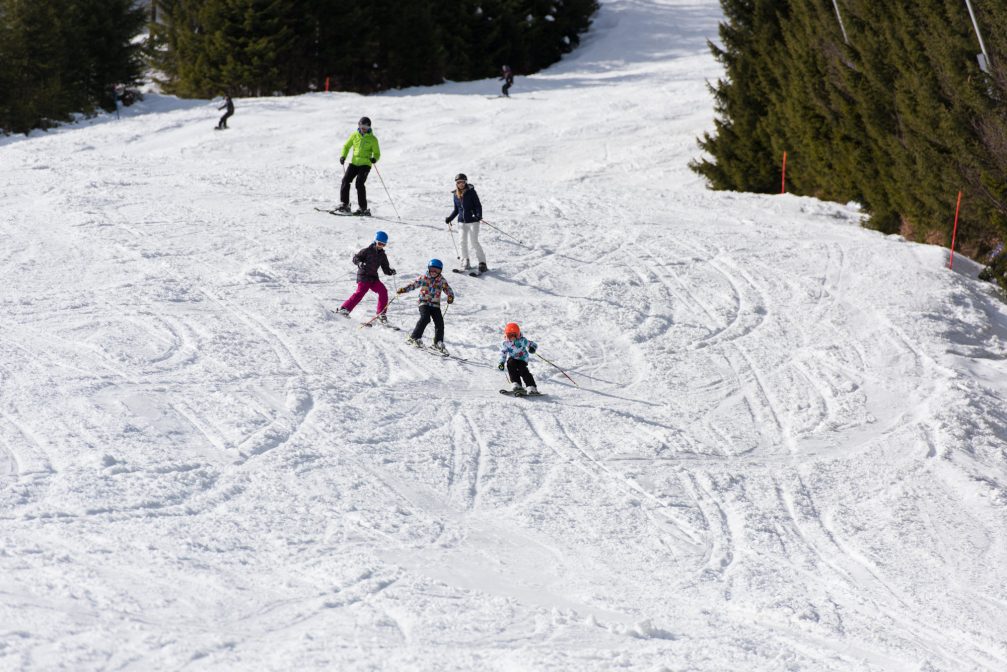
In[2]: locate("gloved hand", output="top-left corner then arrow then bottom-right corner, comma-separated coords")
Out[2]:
339,156 -> 346,165
447,296 -> 454,304
388,268 -> 396,275
444,217 -> 452,225
396,288 -> 406,295
498,363 -> 505,371
529,345 -> 537,354
370,157 -> 377,164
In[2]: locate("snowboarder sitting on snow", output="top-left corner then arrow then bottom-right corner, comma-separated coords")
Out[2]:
498,322 -> 539,395
397,258 -> 454,353
499,65 -> 514,97
217,95 -> 234,129
444,173 -> 488,273
337,230 -> 396,322
337,116 -> 381,216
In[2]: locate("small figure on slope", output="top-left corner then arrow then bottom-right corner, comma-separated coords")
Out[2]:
337,116 -> 381,216
500,65 -> 514,98
217,95 -> 234,129
397,258 -> 454,353
498,322 -> 540,396
444,173 -> 488,273
337,230 -> 396,323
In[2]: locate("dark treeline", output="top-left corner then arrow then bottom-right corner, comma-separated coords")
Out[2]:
149,0 -> 598,97
693,0 -> 1007,264
0,0 -> 147,134
1,0 -> 596,135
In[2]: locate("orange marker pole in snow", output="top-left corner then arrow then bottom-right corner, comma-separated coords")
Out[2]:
325,77 -> 330,92
781,151 -> 788,194
949,190 -> 963,269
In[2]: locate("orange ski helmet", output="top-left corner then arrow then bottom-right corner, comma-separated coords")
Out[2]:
504,322 -> 521,338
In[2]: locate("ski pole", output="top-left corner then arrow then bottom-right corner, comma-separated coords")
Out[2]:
373,165 -> 401,220
480,218 -> 523,245
447,223 -> 461,260
360,294 -> 399,328
535,352 -> 579,387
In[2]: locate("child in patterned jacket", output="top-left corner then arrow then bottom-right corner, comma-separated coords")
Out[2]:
498,322 -> 540,395
397,258 -> 455,352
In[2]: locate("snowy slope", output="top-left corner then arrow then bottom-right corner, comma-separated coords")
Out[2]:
2,0 -> 1007,670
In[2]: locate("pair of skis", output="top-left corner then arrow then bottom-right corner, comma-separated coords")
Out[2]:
452,268 -> 488,278
315,207 -> 370,217
499,389 -> 545,398
405,339 -> 469,362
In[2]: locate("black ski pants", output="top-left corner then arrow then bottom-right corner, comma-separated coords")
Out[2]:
507,358 -> 536,388
218,110 -> 233,128
341,164 -> 371,209
410,304 -> 444,343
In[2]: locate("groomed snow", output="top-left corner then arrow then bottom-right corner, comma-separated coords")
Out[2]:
2,0 -> 1006,670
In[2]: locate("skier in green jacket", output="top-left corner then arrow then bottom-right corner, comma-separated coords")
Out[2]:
337,116 -> 381,216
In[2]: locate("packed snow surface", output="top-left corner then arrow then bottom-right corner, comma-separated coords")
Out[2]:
3,0 -> 1007,670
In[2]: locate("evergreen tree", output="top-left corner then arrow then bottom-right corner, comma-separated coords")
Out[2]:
691,0 -> 787,193
0,0 -> 70,134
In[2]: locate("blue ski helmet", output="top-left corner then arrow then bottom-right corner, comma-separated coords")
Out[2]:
374,230 -> 388,244
428,258 -> 444,270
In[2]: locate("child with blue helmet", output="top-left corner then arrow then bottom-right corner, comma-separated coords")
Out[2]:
337,231 -> 396,321
397,258 -> 455,352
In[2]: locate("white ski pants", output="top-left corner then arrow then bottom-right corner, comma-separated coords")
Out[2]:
460,221 -> 486,265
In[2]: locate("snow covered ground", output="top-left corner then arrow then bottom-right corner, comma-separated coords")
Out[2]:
3,0 -> 1007,669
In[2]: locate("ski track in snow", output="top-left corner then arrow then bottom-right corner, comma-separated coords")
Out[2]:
2,0 -> 1007,669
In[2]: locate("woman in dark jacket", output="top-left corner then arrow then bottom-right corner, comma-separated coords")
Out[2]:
337,231 -> 396,322
444,173 -> 487,272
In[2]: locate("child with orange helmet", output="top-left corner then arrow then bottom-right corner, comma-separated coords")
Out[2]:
498,322 -> 539,396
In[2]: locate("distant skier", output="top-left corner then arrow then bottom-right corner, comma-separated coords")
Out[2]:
337,230 -> 396,323
500,65 -> 514,97
337,116 -> 381,216
397,258 -> 454,352
216,95 -> 234,129
498,322 -> 540,396
444,173 -> 487,273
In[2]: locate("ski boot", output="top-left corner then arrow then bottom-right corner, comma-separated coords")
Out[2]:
511,383 -> 527,397
405,337 -> 423,348
334,203 -> 351,214
478,262 -> 488,273
527,386 -> 541,396
432,341 -> 449,355
462,258 -> 472,270
353,208 -> 371,216
336,308 -> 350,318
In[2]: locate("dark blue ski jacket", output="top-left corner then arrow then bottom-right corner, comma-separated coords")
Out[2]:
446,185 -> 483,224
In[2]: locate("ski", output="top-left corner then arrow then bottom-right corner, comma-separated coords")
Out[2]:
331,310 -> 401,330
361,321 -> 400,331
314,207 -> 372,217
452,268 -> 488,277
499,389 -> 544,398
404,339 -> 470,362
